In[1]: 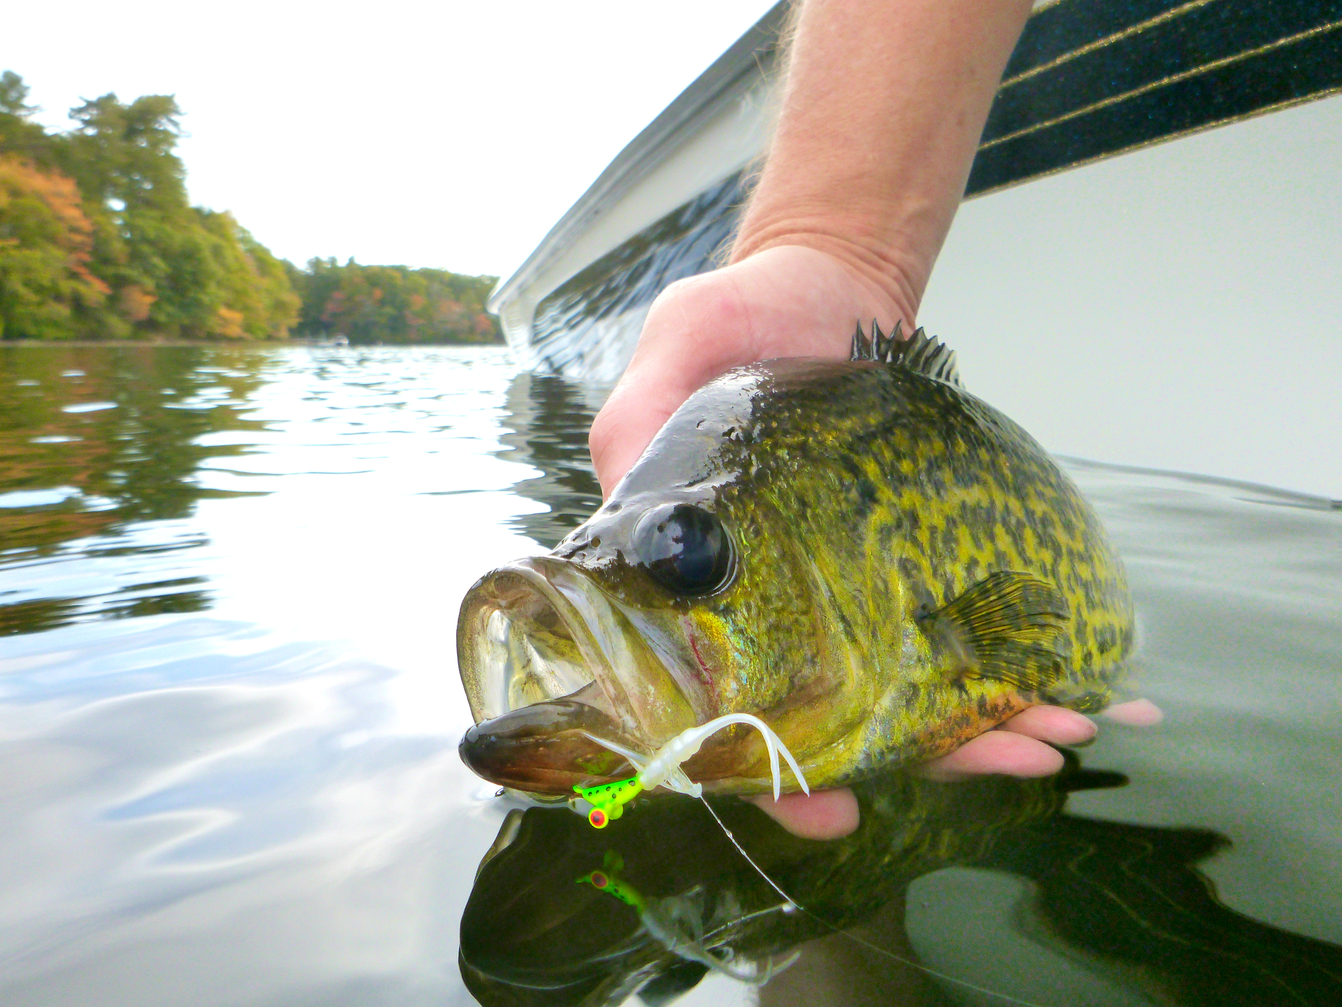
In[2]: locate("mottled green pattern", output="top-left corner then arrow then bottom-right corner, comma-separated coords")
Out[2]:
615,356 -> 1134,787
459,348 -> 1136,796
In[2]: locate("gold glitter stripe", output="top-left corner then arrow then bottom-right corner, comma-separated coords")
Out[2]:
982,19 -> 1342,152
967,84 -> 1342,201
1002,0 -> 1222,89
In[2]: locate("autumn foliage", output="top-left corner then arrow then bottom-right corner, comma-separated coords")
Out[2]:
0,71 -> 500,345
0,156 -> 109,339
289,259 -> 501,344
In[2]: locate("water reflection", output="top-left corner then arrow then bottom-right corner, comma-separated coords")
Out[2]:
0,345 -> 273,634
0,345 -> 524,1007
461,755 -> 1342,1007
495,371 -> 606,549
0,345 -> 1337,1007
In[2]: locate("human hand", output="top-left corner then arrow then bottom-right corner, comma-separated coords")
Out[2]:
588,244 -> 913,494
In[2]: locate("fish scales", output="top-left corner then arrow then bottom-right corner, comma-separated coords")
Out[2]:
698,357 -> 1133,778
456,328 -> 1135,795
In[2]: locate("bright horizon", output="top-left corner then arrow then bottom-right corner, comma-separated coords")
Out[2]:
4,0 -> 776,279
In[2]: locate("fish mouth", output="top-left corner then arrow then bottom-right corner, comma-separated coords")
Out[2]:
456,557 -> 697,795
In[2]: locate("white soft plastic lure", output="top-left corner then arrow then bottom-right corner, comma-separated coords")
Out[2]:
574,714 -> 810,828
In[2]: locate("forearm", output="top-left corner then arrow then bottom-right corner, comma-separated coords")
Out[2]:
589,0 -> 1032,492
732,0 -> 1033,323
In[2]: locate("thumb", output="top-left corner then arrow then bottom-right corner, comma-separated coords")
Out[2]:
588,374 -> 681,497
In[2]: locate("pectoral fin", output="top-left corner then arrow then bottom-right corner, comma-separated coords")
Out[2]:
918,571 -> 1072,692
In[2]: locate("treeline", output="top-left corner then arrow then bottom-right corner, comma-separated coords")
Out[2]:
287,260 -> 500,345
0,71 -> 501,345
0,71 -> 296,341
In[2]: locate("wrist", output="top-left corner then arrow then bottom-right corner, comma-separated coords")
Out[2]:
729,217 -> 926,333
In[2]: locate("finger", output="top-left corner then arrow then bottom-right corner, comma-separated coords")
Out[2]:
589,381 -> 680,496
1102,698 -> 1164,726
919,730 -> 1064,782
996,705 -> 1096,745
748,787 -> 860,840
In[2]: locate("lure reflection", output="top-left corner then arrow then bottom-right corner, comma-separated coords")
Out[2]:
459,756 -> 1342,1007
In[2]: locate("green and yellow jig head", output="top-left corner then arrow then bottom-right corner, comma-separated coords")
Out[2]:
573,777 -> 644,828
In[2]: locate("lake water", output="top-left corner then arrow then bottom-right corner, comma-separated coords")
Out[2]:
1,343 -> 1339,1007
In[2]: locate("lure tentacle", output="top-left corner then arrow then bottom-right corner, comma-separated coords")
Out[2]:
580,733 -> 649,773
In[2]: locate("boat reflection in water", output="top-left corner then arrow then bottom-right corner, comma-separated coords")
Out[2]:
460,755 -> 1342,1007
495,370 -> 606,550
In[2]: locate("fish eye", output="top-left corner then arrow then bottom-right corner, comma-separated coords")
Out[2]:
632,503 -> 735,596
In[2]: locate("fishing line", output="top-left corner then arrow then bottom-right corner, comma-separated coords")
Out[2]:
697,796 -> 1049,1007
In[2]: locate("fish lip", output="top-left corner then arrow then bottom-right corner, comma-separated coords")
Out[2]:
456,555 -> 700,793
457,699 -> 641,794
457,556 -> 620,724
456,557 -> 636,794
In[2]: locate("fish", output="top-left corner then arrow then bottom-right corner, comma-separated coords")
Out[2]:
456,323 -> 1135,797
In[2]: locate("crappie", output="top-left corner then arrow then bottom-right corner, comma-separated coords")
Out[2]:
456,326 -> 1134,796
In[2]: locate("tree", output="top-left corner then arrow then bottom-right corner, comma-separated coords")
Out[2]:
61,92 -> 187,213
0,71 -> 53,167
0,70 -> 37,118
0,156 -> 109,339
27,83 -> 298,341
0,70 -> 488,344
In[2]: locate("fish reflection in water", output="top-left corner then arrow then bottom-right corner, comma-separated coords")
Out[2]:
460,754 -> 1342,1007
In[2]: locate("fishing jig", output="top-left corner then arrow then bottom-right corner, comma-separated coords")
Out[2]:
573,713 -> 809,828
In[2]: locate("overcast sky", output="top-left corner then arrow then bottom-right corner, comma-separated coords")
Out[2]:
4,0 -> 775,278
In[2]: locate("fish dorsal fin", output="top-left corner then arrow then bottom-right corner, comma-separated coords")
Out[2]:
917,571 -> 1071,692
849,320 -> 962,388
